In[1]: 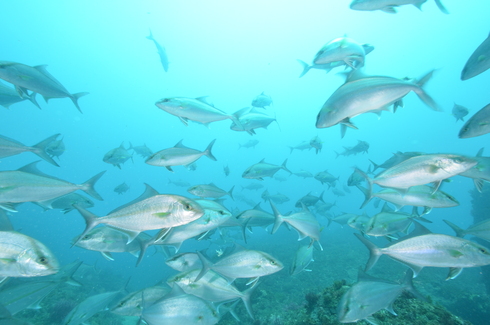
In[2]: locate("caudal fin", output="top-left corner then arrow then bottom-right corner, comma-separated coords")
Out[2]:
281,159 -> 292,174
354,168 -> 373,208
81,171 -> 106,200
414,70 -> 443,112
270,201 -> 285,234
443,219 -> 465,238
70,92 -> 89,113
297,59 -> 311,78
354,233 -> 382,272
32,134 -> 61,167
203,139 -> 217,161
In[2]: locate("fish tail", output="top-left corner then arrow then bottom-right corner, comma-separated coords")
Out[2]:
354,233 -> 382,272
72,205 -> 100,247
281,158 -> 292,174
203,139 -> 217,161
32,133 -> 61,167
228,185 -> 235,200
26,91 -> 41,109
319,190 -> 325,203
146,29 -> 154,40
288,146 -> 294,154
354,168 -> 373,208
443,219 -> 465,237
194,250 -> 213,282
414,70 -> 443,112
368,159 -> 380,172
401,269 -> 427,301
270,201 -> 284,234
241,281 -> 259,320
81,171 -> 106,200
434,0 -> 449,14
297,59 -> 311,78
70,92 -> 89,113
135,236 -> 154,267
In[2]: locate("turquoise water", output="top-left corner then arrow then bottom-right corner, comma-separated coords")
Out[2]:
1,1 -> 490,324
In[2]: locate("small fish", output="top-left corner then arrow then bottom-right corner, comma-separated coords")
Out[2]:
251,92 -> 273,108
0,61 -> 88,112
288,141 -> 312,153
165,252 -> 202,272
310,136 -> 322,154
261,190 -> 290,204
327,213 -> 359,227
314,170 -> 338,187
146,29 -> 169,72
236,203 -> 275,229
335,140 -> 369,157
313,36 -> 367,69
168,179 -> 190,187
0,133 -> 60,166
363,205 -> 419,238
103,143 -> 133,169
34,193 -> 94,214
242,158 -> 291,180
188,183 -> 234,199
459,103 -> 490,139
240,182 -> 264,191
0,81 -> 40,109
290,244 -> 314,276
114,182 -> 130,195
295,191 -> 324,208
349,0 -> 448,14
146,139 -> 216,172
0,231 -> 59,281
45,136 -> 65,160
239,139 -> 259,149
452,103 -> 469,122
461,32 -> 490,80
223,165 -> 230,176
230,108 -> 277,135
292,170 -> 313,178
128,142 -> 153,158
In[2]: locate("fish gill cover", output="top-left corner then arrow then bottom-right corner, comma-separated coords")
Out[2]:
0,1 -> 490,324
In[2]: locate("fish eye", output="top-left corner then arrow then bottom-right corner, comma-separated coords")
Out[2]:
38,256 -> 49,265
218,210 -> 225,215
183,203 -> 192,211
479,248 -> 489,255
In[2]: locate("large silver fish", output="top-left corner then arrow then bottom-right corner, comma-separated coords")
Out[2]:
0,61 -> 88,112
0,133 -> 60,166
0,231 -> 59,281
461,32 -> 490,80
145,139 -> 216,172
459,103 -> 490,139
315,71 -> 442,137
0,162 -> 104,212
349,0 -> 448,14
242,158 -> 291,180
146,29 -> 169,72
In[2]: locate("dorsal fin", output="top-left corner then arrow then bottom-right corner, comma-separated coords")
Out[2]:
108,183 -> 159,215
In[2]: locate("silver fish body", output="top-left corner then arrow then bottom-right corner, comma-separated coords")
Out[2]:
461,32 -> 490,80
349,0 -> 448,14
459,103 -> 490,139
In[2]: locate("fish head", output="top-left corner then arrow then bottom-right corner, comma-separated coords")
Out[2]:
20,244 -> 59,276
257,252 -> 284,274
315,106 -> 339,129
170,197 -> 205,223
460,241 -> 490,266
242,166 -> 258,178
349,0 -> 376,10
444,155 -> 478,173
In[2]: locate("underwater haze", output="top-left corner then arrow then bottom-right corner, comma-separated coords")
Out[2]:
1,0 -> 490,324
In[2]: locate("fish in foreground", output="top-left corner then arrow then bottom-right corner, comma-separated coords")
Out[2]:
313,36 -> 367,68
270,202 -> 323,250
315,70 -> 442,137
459,148 -> 490,192
355,226 -> 490,279
72,193 -> 203,246
0,61 -> 88,112
242,158 -> 291,180
458,103 -> 490,139
155,96 -> 242,127
369,151 -> 423,173
114,182 -> 130,194
461,32 -> 490,80
0,231 -> 59,281
103,143 -> 133,169
0,133 -> 60,166
146,139 -> 216,172
355,153 -> 477,195
290,244 -> 314,276
452,103 -> 469,122
194,248 -> 283,284
187,183 -> 234,199
444,219 -> 490,242
349,0 -> 448,14
0,162 -> 104,212
146,29 -> 169,72
338,269 -> 424,324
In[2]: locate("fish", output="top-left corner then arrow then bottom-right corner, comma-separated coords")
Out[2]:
347,168 -> 364,186
363,205 -> 419,238
458,103 -> 490,139
167,179 -> 190,187
242,158 -> 291,180
355,226 -> 490,279
295,191 -> 324,208
327,213 -> 360,227
298,43 -> 374,77
72,192 -> 204,246
251,91 -> 273,108
146,29 -> 169,72
0,210 -> 13,231
349,0 -> 449,14
103,143 -> 133,169
0,133 -> 60,166
240,182 -> 264,191
461,32 -> 490,80
338,269 -> 423,324
0,162 -> 104,212
230,107 -> 277,135
111,285 -> 171,316
155,96 -> 241,127
223,165 -> 230,176
292,170 -> 313,178
369,151 -> 424,173
145,139 -> 216,172
0,81 -> 40,109
357,184 -> 459,213
332,188 -> 345,196
45,136 -> 65,160
187,183 -> 234,199
452,103 -> 469,122
0,231 -> 59,281
290,244 -> 314,276
165,252 -> 202,272
288,141 -> 312,153
113,182 -> 130,195
310,136 -> 322,154
270,202 -> 323,250
335,140 -> 369,157
459,148 -> 490,192
128,143 -> 153,158
0,303 -> 33,324
34,193 -> 95,214
0,61 -> 88,112
313,36 -> 367,69
236,203 -> 275,229
142,284 -> 221,325
315,70 -> 442,137
314,170 -> 338,186
444,219 -> 490,242
239,139 -> 259,149
261,190 -> 290,204
356,154 -> 477,196
194,248 -> 283,284
347,213 -> 371,233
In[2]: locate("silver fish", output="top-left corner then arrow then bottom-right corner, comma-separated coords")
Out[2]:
444,219 -> 490,242
363,206 -> 419,237
128,142 -> 153,158
111,285 -> 170,316
242,158 -> 291,180
240,182 -> 264,191
313,36 -> 367,68
236,203 -> 275,229
295,191 -> 324,208
146,139 -> 216,172
261,190 -> 290,204
310,136 -> 322,154
459,148 -> 490,192
230,108 -> 277,135
452,103 -> 469,122
461,32 -> 490,80
349,0 -> 448,14
459,103 -> 490,139
239,139 -> 259,149
146,29 -> 169,72
290,244 -> 314,276
113,182 -> 129,195
0,61 -> 88,112
292,170 -> 313,178
34,193 -> 94,214
0,231 -> 59,280
335,140 -> 369,157
314,170 -> 338,186
0,81 -> 39,109
165,252 -> 202,272
369,151 -> 424,173
103,143 -> 132,169
288,140 -> 312,153
45,136 -> 65,160
251,91 -> 273,108
0,133 -> 60,166
188,183 -> 234,199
